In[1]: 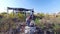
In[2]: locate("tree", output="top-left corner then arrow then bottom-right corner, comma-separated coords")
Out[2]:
45,13 -> 50,20
37,13 -> 45,19
0,12 -> 7,18
16,13 -> 25,21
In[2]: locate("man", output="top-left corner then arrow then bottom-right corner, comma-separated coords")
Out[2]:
26,15 -> 32,26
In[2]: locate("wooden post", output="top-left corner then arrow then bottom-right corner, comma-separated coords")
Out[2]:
13,9 -> 14,16
7,7 -> 8,18
24,11 -> 26,22
32,10 -> 34,20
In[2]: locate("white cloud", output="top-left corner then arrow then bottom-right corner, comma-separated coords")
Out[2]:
0,7 -> 7,13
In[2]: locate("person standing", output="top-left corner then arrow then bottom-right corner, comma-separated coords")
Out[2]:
26,15 -> 32,26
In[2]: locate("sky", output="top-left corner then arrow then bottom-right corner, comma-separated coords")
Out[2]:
0,0 -> 60,14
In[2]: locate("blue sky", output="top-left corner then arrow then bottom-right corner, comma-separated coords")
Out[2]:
0,0 -> 60,14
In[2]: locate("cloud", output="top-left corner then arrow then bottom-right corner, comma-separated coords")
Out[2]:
0,7 -> 7,13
